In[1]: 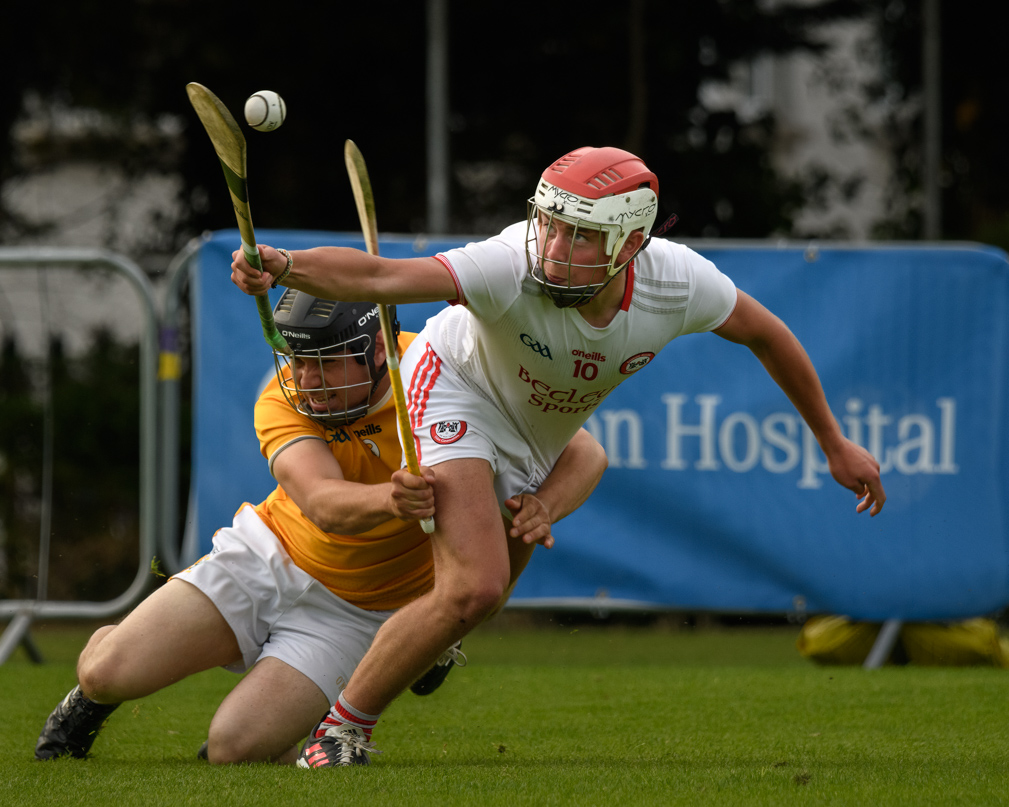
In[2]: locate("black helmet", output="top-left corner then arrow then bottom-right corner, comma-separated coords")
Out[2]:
271,288 -> 399,426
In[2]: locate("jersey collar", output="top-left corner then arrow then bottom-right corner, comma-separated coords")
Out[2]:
619,260 -> 635,312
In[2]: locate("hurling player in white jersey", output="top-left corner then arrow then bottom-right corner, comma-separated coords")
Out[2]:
232,146 -> 885,767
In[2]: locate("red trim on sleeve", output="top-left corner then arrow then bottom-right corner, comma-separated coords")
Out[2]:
407,344 -> 442,464
620,260 -> 635,312
433,254 -> 464,306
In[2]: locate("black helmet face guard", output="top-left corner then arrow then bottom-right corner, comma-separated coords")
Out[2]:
274,333 -> 379,427
270,290 -> 396,426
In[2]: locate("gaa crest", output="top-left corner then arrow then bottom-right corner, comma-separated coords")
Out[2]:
619,352 -> 655,375
430,420 -> 468,445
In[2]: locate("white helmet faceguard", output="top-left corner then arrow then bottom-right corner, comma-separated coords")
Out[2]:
525,146 -> 659,308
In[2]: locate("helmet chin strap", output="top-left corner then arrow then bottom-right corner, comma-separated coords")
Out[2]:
536,264 -> 621,309
366,359 -> 390,404
540,246 -> 641,310
580,269 -> 625,306
326,356 -> 388,426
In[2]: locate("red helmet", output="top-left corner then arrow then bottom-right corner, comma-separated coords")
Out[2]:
542,146 -> 659,202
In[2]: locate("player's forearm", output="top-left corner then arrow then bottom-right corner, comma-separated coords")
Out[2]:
277,248 -> 455,305
281,247 -> 384,302
300,479 -> 400,535
535,429 -> 608,523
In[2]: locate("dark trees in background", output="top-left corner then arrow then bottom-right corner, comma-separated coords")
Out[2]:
870,0 -> 1009,246
0,332 -> 141,601
8,0 -> 1004,251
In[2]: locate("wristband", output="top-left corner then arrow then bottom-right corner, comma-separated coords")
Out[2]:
271,248 -> 293,288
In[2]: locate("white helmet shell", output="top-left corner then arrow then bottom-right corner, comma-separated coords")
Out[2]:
531,178 -> 659,260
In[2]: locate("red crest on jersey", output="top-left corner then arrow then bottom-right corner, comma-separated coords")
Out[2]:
430,420 -> 468,444
620,352 -> 655,374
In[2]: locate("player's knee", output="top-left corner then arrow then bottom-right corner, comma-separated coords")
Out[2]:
204,734 -> 251,765
75,625 -> 123,701
205,721 -> 252,764
205,725 -> 290,765
437,576 -> 507,625
78,630 -> 155,703
77,652 -> 125,703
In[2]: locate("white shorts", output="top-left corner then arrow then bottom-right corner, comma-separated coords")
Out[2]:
172,505 -> 394,703
401,338 -> 550,513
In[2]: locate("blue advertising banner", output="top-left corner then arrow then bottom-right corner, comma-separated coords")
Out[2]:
190,230 -> 1009,620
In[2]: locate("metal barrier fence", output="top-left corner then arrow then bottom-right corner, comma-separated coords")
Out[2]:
0,249 -> 159,664
156,236 -> 204,575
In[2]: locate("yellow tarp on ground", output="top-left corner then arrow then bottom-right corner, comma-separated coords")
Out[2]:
797,615 -> 1009,667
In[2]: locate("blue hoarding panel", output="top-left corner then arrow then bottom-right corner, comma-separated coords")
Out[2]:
191,230 -> 1009,619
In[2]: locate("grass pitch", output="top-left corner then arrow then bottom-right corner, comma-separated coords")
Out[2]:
1,617 -> 1007,806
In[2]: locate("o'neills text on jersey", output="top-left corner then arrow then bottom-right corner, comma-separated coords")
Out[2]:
326,422 -> 383,444
571,349 -> 606,361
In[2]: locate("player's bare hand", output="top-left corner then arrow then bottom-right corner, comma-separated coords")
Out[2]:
389,466 -> 436,521
505,493 -> 554,548
231,244 -> 283,295
826,438 -> 886,516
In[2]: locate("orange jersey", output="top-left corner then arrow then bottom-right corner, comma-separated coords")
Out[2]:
252,332 -> 433,610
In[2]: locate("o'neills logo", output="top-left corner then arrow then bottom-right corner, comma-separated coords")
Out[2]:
571,349 -> 606,362
431,420 -> 468,445
358,307 -> 380,327
620,352 -> 655,374
281,329 -> 311,339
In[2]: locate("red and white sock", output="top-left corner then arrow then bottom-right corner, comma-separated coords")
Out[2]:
314,693 -> 380,740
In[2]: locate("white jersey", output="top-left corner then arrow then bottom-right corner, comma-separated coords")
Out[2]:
418,221 -> 737,470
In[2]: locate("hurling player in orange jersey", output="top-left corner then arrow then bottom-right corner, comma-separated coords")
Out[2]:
34,290 -> 606,765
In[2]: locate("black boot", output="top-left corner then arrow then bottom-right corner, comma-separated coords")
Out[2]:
409,641 -> 467,696
35,685 -> 120,760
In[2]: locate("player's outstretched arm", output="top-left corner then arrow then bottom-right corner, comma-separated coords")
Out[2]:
714,290 -> 885,516
505,428 -> 608,547
231,244 -> 457,305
